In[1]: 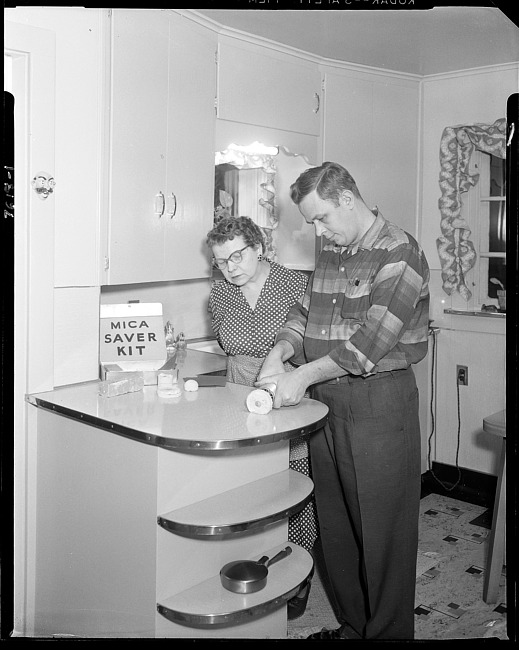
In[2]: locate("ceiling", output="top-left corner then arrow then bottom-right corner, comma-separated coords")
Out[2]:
193,7 -> 519,76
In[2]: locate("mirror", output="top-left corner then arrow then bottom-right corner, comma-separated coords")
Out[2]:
214,143 -> 316,271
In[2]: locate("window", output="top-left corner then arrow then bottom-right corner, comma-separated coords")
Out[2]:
436,118 -> 507,309
466,151 -> 506,310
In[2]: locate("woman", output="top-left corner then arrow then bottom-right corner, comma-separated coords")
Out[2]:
206,215 -> 317,620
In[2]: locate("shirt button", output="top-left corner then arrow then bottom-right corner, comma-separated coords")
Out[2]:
332,298 -> 336,304
340,267 -> 345,272
321,329 -> 326,335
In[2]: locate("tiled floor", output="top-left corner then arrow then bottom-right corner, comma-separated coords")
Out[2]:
1,494 -> 507,640
288,493 -> 509,640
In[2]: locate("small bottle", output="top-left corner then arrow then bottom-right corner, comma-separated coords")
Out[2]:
164,321 -> 176,359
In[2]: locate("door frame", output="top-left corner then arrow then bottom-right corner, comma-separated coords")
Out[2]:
5,20 -> 56,637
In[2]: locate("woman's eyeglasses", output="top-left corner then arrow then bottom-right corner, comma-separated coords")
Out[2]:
213,245 -> 251,270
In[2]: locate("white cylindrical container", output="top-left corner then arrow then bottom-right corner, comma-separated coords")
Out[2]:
157,370 -> 181,398
246,383 -> 277,415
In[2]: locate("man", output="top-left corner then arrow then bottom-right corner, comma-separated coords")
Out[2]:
256,162 -> 430,640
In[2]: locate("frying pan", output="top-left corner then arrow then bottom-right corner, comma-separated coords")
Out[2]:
220,546 -> 293,594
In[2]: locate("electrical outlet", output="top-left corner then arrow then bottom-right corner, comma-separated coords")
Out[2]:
457,365 -> 468,386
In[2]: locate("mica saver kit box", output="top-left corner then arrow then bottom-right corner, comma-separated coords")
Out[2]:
99,302 -> 167,385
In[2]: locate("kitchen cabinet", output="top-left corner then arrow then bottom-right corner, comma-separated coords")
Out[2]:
322,69 -> 420,236
217,35 -> 321,136
104,10 -> 217,285
25,351 -> 328,638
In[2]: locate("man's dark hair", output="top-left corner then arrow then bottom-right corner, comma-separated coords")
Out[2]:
290,161 -> 363,206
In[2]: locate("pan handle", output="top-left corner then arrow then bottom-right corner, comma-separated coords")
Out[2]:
257,555 -> 269,565
266,546 -> 292,568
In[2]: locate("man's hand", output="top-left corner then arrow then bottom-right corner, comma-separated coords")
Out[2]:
255,369 -> 308,408
257,353 -> 348,408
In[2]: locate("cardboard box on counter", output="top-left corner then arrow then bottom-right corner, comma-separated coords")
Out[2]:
99,302 -> 167,385
100,364 -> 160,386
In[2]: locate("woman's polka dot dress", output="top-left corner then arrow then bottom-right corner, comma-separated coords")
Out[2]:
209,261 -> 318,552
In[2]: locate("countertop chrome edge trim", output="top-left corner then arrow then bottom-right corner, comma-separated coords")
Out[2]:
156,492 -> 313,538
26,395 -> 328,451
156,575 -> 312,628
443,308 -> 506,318
26,395 -> 167,449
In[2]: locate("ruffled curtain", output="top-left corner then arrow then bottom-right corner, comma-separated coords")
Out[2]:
437,118 -> 506,300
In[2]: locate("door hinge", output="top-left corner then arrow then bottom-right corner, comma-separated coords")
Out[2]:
214,96 -> 218,115
321,77 -> 326,93
215,49 -> 219,65
104,256 -> 109,271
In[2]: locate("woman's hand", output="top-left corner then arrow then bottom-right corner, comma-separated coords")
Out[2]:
257,356 -> 285,381
258,340 -> 294,382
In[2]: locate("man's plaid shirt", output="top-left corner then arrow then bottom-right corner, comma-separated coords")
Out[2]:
276,212 -> 430,376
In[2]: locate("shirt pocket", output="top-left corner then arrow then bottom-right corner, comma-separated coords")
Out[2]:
340,271 -> 373,319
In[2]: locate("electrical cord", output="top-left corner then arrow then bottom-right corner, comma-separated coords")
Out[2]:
427,328 -> 462,492
426,328 -> 437,475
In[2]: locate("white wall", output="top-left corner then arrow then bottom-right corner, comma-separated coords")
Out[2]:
100,278 -> 215,342
418,64 -> 516,475
433,317 -> 506,476
321,67 -> 421,239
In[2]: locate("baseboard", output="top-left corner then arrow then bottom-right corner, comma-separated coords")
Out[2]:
421,462 -> 497,509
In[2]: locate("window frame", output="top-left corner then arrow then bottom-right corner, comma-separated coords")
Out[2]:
464,150 -> 506,310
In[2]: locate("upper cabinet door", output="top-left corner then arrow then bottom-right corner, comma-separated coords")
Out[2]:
106,10 -> 216,286
322,73 -> 374,204
164,13 -> 216,282
370,81 -> 419,237
217,36 -> 321,136
109,9 -> 169,284
322,70 -> 420,236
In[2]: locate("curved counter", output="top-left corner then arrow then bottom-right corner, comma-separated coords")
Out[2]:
27,379 -> 328,451
25,350 -> 328,639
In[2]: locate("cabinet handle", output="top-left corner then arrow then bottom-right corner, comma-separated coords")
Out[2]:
166,192 -> 177,218
154,191 -> 165,217
313,92 -> 320,114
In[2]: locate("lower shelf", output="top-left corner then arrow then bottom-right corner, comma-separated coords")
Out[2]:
157,542 -> 313,628
157,469 -> 314,538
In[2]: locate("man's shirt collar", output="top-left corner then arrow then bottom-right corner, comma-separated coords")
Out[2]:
339,208 -> 384,256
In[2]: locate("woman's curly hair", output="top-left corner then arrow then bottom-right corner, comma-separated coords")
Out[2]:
206,216 -> 265,252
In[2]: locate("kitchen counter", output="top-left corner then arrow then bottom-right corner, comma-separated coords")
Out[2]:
27,378 -> 328,451
25,350 -> 328,639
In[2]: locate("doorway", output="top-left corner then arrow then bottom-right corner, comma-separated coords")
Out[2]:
4,21 -> 56,637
